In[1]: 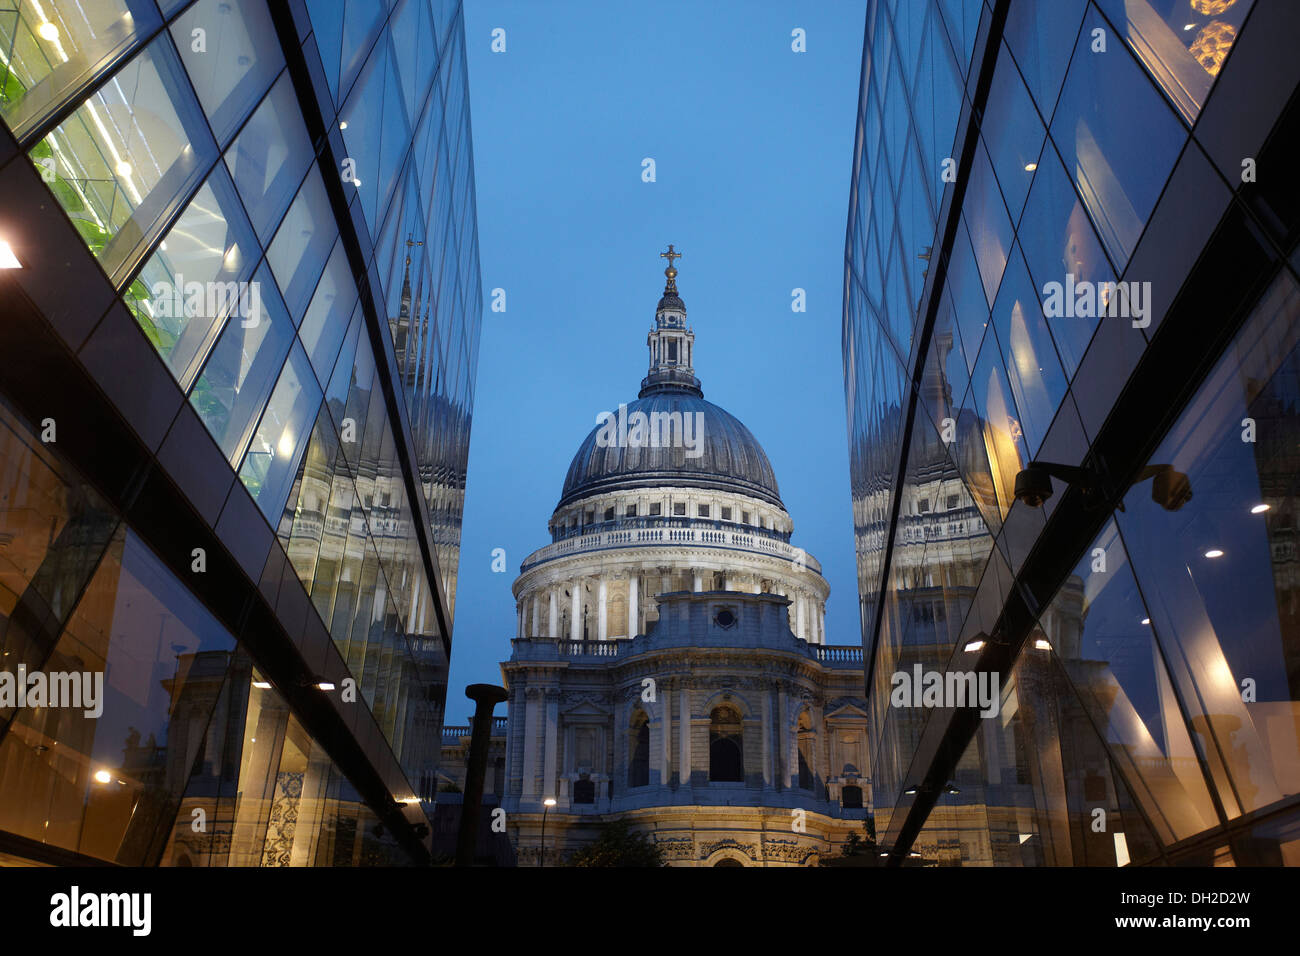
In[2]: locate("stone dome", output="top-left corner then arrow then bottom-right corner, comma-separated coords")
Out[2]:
558,388 -> 784,509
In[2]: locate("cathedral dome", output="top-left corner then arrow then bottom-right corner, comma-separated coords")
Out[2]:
558,390 -> 783,508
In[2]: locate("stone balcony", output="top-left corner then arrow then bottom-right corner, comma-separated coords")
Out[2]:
520,517 -> 821,574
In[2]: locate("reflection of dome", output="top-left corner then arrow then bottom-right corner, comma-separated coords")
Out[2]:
559,390 -> 783,508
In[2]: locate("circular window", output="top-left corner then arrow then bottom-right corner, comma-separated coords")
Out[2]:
715,608 -> 737,629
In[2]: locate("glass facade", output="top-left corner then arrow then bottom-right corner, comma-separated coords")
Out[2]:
0,0 -> 479,865
845,0 -> 1300,865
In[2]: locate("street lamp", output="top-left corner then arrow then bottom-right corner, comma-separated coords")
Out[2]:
539,797 -> 557,868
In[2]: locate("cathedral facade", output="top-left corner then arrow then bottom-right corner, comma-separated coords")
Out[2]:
499,251 -> 869,866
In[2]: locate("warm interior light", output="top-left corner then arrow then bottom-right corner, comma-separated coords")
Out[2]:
352,178 -> 362,187
1023,162 -> 1037,171
115,160 -> 132,177
903,787 -> 917,795
0,239 -> 20,269
1141,618 -> 1150,625
963,639 -> 984,652
1251,503 -> 1270,514
93,770 -> 112,784
37,21 -> 59,41
339,120 -> 348,130
1034,638 -> 1051,651
315,681 -> 336,691
1204,549 -> 1224,559
252,680 -> 271,689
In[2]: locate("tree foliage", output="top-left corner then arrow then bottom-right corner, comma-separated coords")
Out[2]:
566,819 -> 665,867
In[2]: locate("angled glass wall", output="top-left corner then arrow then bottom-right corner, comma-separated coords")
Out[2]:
0,0 -> 480,865
845,0 -> 1299,865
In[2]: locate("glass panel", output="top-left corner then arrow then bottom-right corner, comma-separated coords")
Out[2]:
267,168 -> 339,323
0,0 -> 161,140
1015,143 -> 1112,379
969,332 -> 1028,525
172,0 -> 284,147
28,35 -> 217,286
224,71 -> 314,244
980,44 -> 1046,223
299,238 -> 358,381
1002,0 -> 1087,119
1050,7 -> 1186,269
990,245 -> 1067,457
963,144 -> 1013,309
190,261 -> 295,465
1117,270 -> 1300,820
1039,521 -> 1221,845
1096,0 -> 1254,124
130,165 -> 260,390
0,526 -> 237,864
239,342 -> 322,520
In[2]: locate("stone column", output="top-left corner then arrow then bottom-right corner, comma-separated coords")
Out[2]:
819,607 -> 826,645
777,686 -> 790,789
522,688 -> 540,801
693,570 -> 703,592
627,573 -> 639,638
570,581 -> 582,642
597,577 -> 608,641
761,688 -> 773,788
543,690 -> 559,802
678,685 -> 691,788
661,680 -> 672,788
531,594 -> 540,636
548,588 -> 558,638
796,593 -> 807,641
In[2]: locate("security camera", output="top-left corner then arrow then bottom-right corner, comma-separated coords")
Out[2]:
1141,464 -> 1192,511
1013,461 -> 1100,508
1013,465 -> 1053,507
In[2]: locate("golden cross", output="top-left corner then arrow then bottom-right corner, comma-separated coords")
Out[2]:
660,244 -> 681,269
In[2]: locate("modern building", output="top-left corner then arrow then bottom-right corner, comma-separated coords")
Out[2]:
844,0 -> 1300,865
498,254 -> 870,866
0,0 -> 480,866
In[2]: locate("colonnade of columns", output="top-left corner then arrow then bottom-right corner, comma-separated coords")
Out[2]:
514,568 -> 828,644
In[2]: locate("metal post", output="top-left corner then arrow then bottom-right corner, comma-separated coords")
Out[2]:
455,683 -> 508,867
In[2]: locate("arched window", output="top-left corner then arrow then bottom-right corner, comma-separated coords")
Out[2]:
573,776 -> 596,804
629,712 -> 650,788
709,706 -> 744,782
842,785 -> 863,808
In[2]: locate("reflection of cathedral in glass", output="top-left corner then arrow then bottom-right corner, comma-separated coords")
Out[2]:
499,254 -> 869,866
846,0 -> 1300,865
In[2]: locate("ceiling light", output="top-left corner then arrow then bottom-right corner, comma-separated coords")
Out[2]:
37,21 -> 59,41
315,680 -> 335,691
252,680 -> 271,689
93,770 -> 112,784
1251,503 -> 1270,514
1024,162 -> 1037,171
1034,638 -> 1050,651
339,120 -> 348,130
1204,549 -> 1224,559
904,787 -> 917,795
0,239 -> 20,269
963,639 -> 984,652
352,178 -> 362,187
1183,23 -> 1196,31
115,160 -> 132,177
1141,618 -> 1150,625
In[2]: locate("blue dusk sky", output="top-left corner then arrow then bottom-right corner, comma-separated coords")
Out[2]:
448,0 -> 869,719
